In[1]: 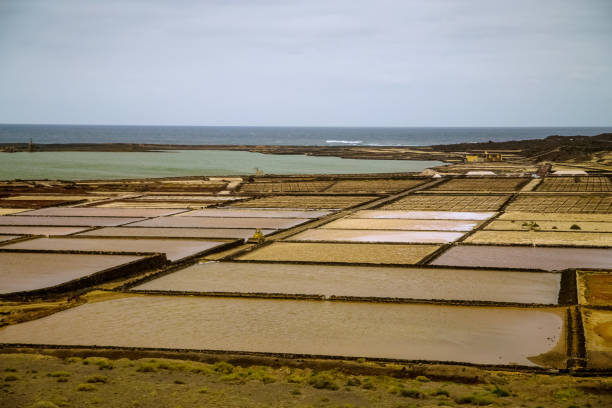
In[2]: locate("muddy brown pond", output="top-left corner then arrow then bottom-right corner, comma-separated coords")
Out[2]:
134,262 -> 561,304
0,296 -> 566,367
0,252 -> 144,294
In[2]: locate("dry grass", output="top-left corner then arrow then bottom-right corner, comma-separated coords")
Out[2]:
431,178 -> 527,192
464,230 -> 612,246
237,242 -> 440,264
382,194 -> 509,211
506,195 -> 612,213
538,177 -> 612,192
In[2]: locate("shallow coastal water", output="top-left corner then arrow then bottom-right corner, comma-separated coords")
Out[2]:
0,296 -> 565,367
0,150 -> 442,180
134,261 -> 561,304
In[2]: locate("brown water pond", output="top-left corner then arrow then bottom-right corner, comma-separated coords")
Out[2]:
0,296 -> 566,367
350,210 -> 496,220
134,262 -> 561,304
131,217 -> 310,230
431,246 -> 612,271
0,226 -> 91,236
20,207 -> 186,217
77,227 -> 276,240
3,237 -> 226,262
0,235 -> 19,244
238,242 -> 440,264
289,229 -> 464,243
0,216 -> 144,227
581,308 -> 612,369
178,209 -> 332,219
0,252 -> 143,294
322,218 -> 479,231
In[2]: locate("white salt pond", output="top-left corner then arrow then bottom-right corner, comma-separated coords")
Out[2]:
77,227 -> 276,240
130,217 -> 310,230
134,262 -> 561,304
349,211 -> 496,220
2,237 -> 227,262
0,216 -> 144,227
178,209 -> 332,219
321,218 -> 479,231
0,235 -> 19,244
0,252 -> 144,294
0,296 -> 565,367
431,246 -> 612,271
20,207 -> 186,217
289,229 -> 464,243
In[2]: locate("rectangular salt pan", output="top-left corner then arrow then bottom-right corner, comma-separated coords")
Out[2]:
350,210 -> 496,220
322,218 -> 479,231
130,217 -> 310,230
0,226 -> 91,236
0,216 -> 144,227
20,207 -> 186,217
0,252 -> 144,294
2,237 -> 226,262
0,296 -> 566,367
178,209 -> 331,219
0,235 -> 19,243
77,227 -> 276,240
135,262 -> 561,304
431,246 -> 612,271
289,229 -> 464,243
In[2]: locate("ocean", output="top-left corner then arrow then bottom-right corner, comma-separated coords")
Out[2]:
1,124 -> 611,146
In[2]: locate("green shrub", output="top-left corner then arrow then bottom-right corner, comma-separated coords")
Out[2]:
309,373 -> 339,390
432,389 -> 450,397
4,374 -> 18,381
77,383 -> 96,392
361,380 -> 376,390
174,379 -> 185,384
492,385 -> 510,397
346,377 -> 361,386
213,361 -> 234,374
554,388 -> 582,400
86,375 -> 108,384
455,394 -> 493,405
136,362 -> 157,373
415,375 -> 430,382
57,378 -> 68,383
47,371 -> 70,378
4,368 -> 16,372
83,357 -> 113,370
400,388 -> 424,398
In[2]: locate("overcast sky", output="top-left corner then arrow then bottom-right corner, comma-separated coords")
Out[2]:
0,0 -> 610,126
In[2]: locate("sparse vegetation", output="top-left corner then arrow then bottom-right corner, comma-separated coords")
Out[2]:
77,383 -> 96,391
309,372 -> 339,390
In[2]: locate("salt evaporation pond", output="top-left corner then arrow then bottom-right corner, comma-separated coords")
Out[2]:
134,262 -> 561,304
21,207 -> 186,217
77,227 -> 276,240
131,217 -> 310,229
0,252 -> 144,294
238,242 -> 440,264
0,235 -> 19,243
0,296 -> 566,367
321,218 -> 479,231
431,246 -> 612,270
289,229 -> 464,243
2,237 -> 226,262
0,226 -> 92,236
350,210 -> 496,220
581,308 -> 612,369
0,216 -> 144,227
178,209 -> 332,219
